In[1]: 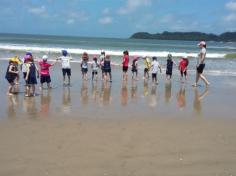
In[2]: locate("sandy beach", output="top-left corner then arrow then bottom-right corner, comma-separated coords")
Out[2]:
0,60 -> 236,176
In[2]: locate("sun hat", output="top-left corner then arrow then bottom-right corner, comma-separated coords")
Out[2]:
42,55 -> 48,61
62,50 -> 68,56
198,41 -> 206,46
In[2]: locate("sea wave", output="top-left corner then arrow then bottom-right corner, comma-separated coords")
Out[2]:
0,43 -> 227,58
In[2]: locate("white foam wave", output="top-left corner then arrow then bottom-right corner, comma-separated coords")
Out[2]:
0,43 -> 226,58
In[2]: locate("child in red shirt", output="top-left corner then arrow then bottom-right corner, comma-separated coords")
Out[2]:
179,56 -> 189,82
38,55 -> 56,89
122,50 -> 129,81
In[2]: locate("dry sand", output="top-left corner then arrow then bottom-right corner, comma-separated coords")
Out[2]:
0,117 -> 236,176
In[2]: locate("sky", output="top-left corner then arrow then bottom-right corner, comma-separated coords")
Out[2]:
0,0 -> 236,38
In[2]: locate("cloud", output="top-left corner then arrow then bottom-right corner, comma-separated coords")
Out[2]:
102,8 -> 110,15
224,13 -> 236,22
98,17 -> 112,24
28,5 -> 46,15
225,1 -> 236,11
67,19 -> 75,24
117,0 -> 152,15
224,1 -> 236,23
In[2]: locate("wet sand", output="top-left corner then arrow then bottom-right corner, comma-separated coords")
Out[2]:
0,60 -> 236,175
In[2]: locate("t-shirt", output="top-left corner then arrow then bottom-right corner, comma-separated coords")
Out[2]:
81,60 -> 88,69
59,56 -> 72,69
92,61 -> 99,71
197,48 -> 206,65
151,61 -> 160,74
144,58 -> 151,69
39,61 -> 52,76
122,55 -> 129,67
179,59 -> 188,71
22,63 -> 28,73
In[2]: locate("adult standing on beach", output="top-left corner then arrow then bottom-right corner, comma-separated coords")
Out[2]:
58,50 -> 72,86
193,41 -> 210,87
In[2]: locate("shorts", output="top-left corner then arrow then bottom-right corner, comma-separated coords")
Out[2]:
123,66 -> 128,72
92,71 -> 98,75
6,77 -> 16,84
26,77 -> 37,85
62,68 -> 71,76
180,70 -> 187,77
23,72 -> 27,79
144,68 -> 149,73
40,75 -> 51,84
152,73 -> 157,79
166,68 -> 172,76
132,68 -> 138,73
197,64 -> 205,74
104,69 -> 111,73
82,68 -> 88,73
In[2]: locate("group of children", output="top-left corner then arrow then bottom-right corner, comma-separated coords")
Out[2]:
5,41 -> 209,96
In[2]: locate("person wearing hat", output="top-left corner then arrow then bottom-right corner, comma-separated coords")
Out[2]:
5,58 -> 20,95
57,50 -> 72,85
178,54 -> 189,83
38,55 -> 57,89
192,41 -> 210,87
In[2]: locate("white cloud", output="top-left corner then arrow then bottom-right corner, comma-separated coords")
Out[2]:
224,13 -> 236,22
225,1 -> 236,11
28,5 -> 46,15
67,19 -> 75,24
68,11 -> 89,21
98,17 -> 112,24
102,8 -> 110,15
118,0 -> 152,15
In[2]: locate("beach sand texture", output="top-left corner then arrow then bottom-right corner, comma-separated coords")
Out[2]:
0,60 -> 236,176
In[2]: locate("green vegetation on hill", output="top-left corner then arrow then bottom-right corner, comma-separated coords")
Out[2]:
130,31 -> 236,42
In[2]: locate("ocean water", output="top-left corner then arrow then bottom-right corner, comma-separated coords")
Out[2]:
0,33 -> 236,76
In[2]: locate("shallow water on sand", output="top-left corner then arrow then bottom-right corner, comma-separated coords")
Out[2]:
0,60 -> 235,120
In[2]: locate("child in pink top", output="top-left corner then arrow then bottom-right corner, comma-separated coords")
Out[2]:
38,55 -> 56,89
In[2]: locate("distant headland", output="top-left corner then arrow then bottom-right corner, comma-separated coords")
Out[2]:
130,31 -> 236,42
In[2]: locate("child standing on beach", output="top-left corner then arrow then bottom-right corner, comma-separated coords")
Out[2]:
179,55 -> 189,82
166,54 -> 176,80
58,50 -> 72,85
151,57 -> 162,85
143,56 -> 151,80
25,57 -> 39,97
122,50 -> 129,81
5,58 -> 19,95
38,55 -> 56,89
103,55 -> 112,82
131,56 -> 139,80
81,52 -> 89,81
91,55 -> 99,81
99,51 -> 106,80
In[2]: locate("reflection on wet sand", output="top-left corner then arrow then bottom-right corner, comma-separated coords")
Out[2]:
149,85 -> 159,108
23,96 -> 38,117
143,80 -> 149,97
131,80 -> 138,103
177,85 -> 186,110
100,82 -> 112,106
62,86 -> 71,114
165,81 -> 172,104
7,94 -> 19,119
80,81 -> 89,106
193,87 -> 209,116
40,90 -> 51,116
91,82 -> 99,103
121,81 -> 128,106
